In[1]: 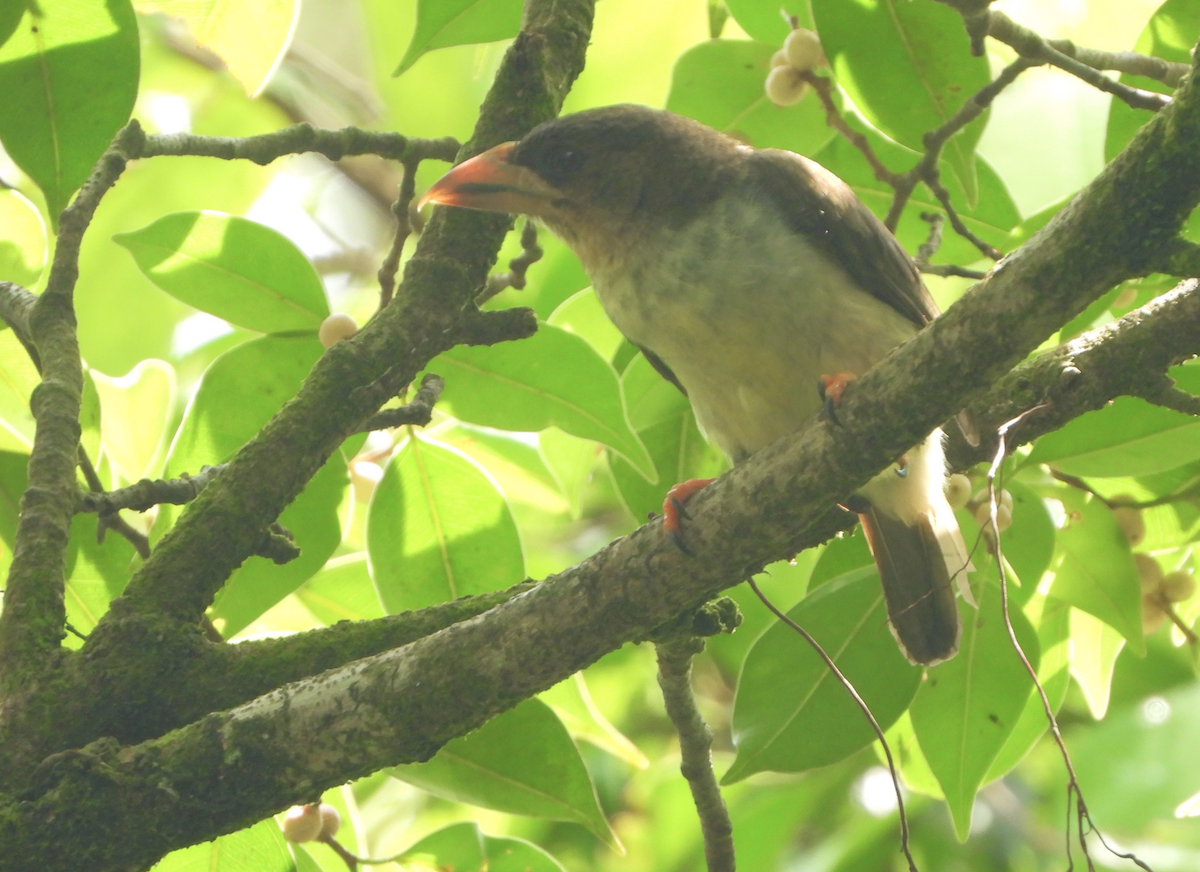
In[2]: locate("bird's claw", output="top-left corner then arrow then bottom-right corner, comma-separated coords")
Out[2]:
662,478 -> 717,556
818,372 -> 857,427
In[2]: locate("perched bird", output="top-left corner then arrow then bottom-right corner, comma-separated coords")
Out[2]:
421,104 -> 972,665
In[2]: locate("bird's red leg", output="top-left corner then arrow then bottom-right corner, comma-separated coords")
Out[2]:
817,371 -> 858,425
663,478 -> 717,554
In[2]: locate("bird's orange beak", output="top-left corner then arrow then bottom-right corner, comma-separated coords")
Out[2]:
419,142 -> 564,217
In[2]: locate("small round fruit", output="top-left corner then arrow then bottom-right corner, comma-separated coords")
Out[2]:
1112,504 -> 1145,546
784,27 -> 824,71
945,473 -> 972,509
319,803 -> 341,838
765,65 -> 809,106
770,49 -> 789,68
998,489 -> 1014,513
1162,571 -> 1196,603
282,804 -> 323,843
319,313 -> 359,348
973,501 -> 1011,532
1142,595 -> 1168,635
1135,553 -> 1164,593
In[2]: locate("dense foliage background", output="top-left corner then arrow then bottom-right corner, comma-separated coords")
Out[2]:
1,0 -> 1199,870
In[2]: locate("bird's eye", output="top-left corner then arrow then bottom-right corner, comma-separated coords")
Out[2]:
550,148 -> 584,176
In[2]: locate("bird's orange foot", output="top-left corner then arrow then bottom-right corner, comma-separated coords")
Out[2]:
817,372 -> 858,426
663,478 -> 717,556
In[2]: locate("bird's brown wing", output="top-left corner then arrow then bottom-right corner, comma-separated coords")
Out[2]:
745,149 -> 939,328
637,344 -> 688,396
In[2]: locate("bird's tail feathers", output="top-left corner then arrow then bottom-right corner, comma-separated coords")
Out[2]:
860,506 -> 962,666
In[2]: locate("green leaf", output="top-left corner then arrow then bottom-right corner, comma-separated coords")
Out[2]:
811,0 -> 991,204
92,359 -> 176,483
161,334 -> 343,637
114,211 -> 329,334
547,288 -> 624,361
813,121 -> 1018,266
367,435 -> 524,613
984,595 -> 1071,781
1001,479 -> 1056,590
884,710 -> 942,798
391,699 -> 617,847
149,818 -> 294,872
1049,491 -> 1145,654
424,323 -> 655,480
724,567 -> 922,783
296,553 -> 384,625
136,0 -> 299,97
1105,0 -> 1200,161
910,577 -> 1039,840
394,0 -> 523,75
63,512 -> 137,646
666,39 -> 836,157
1070,607 -> 1126,720
1073,681 -> 1200,832
0,451 -> 28,581
0,327 -> 41,453
0,0 -> 139,218
608,353 -> 725,522
1027,395 -> 1200,477
0,188 -> 47,287
807,529 -> 873,590
396,821 -> 569,872
538,427 -> 599,519
725,0 -> 814,43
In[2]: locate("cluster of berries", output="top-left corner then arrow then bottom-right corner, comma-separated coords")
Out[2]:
765,27 -> 826,107
944,473 -> 1014,534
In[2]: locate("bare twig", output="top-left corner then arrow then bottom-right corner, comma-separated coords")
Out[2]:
656,637 -> 736,872
257,523 -> 300,565
356,373 -> 445,433
914,213 -> 988,279
377,158 -> 421,311
79,465 -> 226,515
986,407 -> 1153,872
800,71 -> 903,190
747,579 -> 918,872
476,221 -> 544,305
1135,383 -> 1200,417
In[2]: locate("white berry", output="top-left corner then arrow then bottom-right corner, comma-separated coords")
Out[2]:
1135,553 -> 1164,593
784,28 -> 824,71
765,65 -> 809,106
1162,571 -> 1196,603
770,49 -> 789,68
319,313 -> 359,348
1112,504 -> 1146,547
1142,594 -> 1167,635
319,803 -> 341,838
945,473 -> 971,509
282,804 -> 323,843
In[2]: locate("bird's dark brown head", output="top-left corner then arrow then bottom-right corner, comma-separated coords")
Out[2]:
421,105 -> 745,266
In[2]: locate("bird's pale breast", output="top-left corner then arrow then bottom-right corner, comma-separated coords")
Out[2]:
587,189 -> 918,461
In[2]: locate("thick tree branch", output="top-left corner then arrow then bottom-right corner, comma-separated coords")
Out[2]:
948,278 -> 1200,468
0,123 -> 145,680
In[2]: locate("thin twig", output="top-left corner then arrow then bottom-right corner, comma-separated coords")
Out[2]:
799,71 -> 903,190
747,579 -> 919,872
356,373 -> 445,433
476,221 -> 544,305
79,465 -> 226,515
1136,384 -> 1200,417
986,406 -> 1153,872
376,158 -> 420,311
656,637 -> 736,872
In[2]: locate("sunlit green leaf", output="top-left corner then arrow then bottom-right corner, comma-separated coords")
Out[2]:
137,0 -> 299,97
725,0 -> 814,43
395,821 -> 569,872
0,328 -> 40,454
538,427 -> 599,519
425,323 -> 655,480
547,288 -> 623,361
666,39 -> 835,157
910,577 -> 1039,840
1105,0 -> 1200,161
63,512 -> 137,646
811,0 -> 991,204
114,211 -> 329,334
391,699 -> 617,847
394,0 -> 522,75
1070,607 -> 1126,720
0,0 -> 139,218
725,567 -> 921,783
149,818 -> 293,872
1027,396 -> 1200,478
92,359 -> 176,483
1049,491 -> 1144,653
296,553 -> 384,625
367,435 -> 524,613
0,188 -> 47,287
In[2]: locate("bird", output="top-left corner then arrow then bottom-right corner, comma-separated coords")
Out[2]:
420,104 -> 972,665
